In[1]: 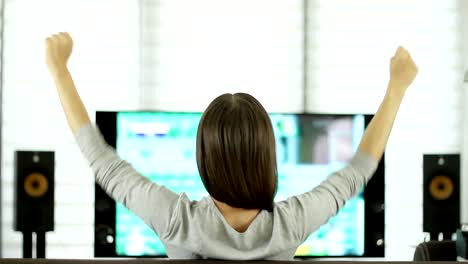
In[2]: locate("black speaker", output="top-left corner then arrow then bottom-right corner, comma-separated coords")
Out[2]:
363,115 -> 385,257
14,151 -> 55,232
423,154 -> 460,239
94,183 -> 116,257
94,112 -> 117,257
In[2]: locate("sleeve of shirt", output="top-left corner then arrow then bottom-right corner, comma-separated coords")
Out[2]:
74,123 -> 181,237
279,151 -> 379,242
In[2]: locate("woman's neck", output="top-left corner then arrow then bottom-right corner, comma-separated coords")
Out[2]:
212,198 -> 261,233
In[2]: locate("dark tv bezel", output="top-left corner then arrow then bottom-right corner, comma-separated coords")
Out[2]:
94,111 -> 385,258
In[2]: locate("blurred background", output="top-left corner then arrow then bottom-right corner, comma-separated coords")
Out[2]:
0,0 -> 467,260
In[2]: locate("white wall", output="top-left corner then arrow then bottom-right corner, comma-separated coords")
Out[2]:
1,0 -> 139,258
139,0 -> 305,113
306,0 -> 464,260
460,0 -> 468,226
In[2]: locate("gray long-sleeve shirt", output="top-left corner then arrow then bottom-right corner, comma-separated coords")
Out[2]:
75,124 -> 379,260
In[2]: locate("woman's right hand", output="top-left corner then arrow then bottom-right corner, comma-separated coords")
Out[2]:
356,46 -> 418,161
388,47 -> 418,96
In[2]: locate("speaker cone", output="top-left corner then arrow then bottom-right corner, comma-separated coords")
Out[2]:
24,172 -> 49,198
429,175 -> 453,200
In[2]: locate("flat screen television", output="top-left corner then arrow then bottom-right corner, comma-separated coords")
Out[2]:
94,111 -> 385,258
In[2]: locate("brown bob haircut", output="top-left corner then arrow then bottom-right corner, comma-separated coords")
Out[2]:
196,93 -> 278,211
